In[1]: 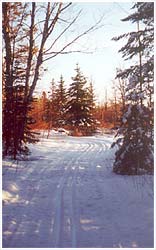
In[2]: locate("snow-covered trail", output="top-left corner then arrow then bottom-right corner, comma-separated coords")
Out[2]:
2,135 -> 154,248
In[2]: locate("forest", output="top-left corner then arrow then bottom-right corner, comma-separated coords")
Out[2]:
30,64 -> 123,134
2,2 -> 154,175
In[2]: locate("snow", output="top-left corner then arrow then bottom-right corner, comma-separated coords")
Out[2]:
128,75 -> 138,86
2,133 -> 154,248
123,104 -> 132,120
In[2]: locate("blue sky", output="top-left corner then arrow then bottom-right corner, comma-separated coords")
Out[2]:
36,2 -> 136,103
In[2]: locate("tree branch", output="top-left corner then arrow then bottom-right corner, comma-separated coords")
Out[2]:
44,9 -> 82,54
43,16 -> 104,62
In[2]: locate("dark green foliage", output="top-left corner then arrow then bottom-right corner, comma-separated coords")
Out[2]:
112,2 -> 154,175
44,77 -> 68,128
55,75 -> 68,127
113,105 -> 153,175
66,64 -> 97,135
84,82 -> 98,134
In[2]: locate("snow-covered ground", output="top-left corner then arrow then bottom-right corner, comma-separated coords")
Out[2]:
2,132 -> 154,248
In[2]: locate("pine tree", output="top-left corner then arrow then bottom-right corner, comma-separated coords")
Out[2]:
85,81 -> 97,134
66,64 -> 96,135
55,75 -> 67,127
112,2 -> 154,175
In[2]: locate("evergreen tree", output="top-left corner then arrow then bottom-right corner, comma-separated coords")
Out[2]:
66,64 -> 96,135
112,2 -> 154,175
55,75 -> 67,127
85,81 -> 97,134
45,79 -> 58,129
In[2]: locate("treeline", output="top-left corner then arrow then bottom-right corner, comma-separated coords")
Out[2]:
31,64 -> 98,135
30,64 -> 124,135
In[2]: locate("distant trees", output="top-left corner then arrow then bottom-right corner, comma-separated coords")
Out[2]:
44,76 -> 68,133
95,81 -> 124,129
112,2 -> 154,175
2,2 -> 104,159
30,65 -> 128,134
31,78 -> 126,133
33,64 -> 98,135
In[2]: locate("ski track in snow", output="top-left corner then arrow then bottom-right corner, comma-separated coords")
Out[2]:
2,135 -> 154,248
53,141 -> 97,247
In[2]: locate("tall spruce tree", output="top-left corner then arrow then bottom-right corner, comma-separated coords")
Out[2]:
85,81 -> 97,134
66,64 -> 96,135
112,2 -> 154,175
55,75 -> 67,127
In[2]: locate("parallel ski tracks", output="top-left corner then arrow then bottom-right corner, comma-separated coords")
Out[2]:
52,139 -> 109,247
3,137 -> 111,248
52,141 -> 93,247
